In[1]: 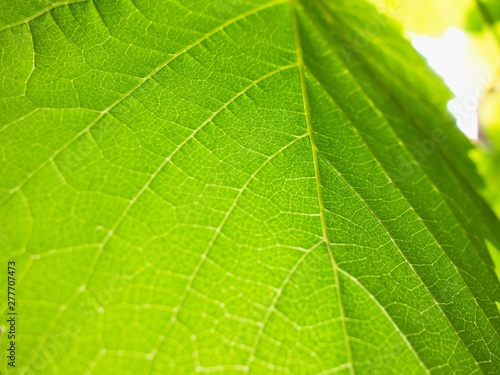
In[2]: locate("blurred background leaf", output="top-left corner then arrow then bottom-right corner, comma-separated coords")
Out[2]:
370,0 -> 473,35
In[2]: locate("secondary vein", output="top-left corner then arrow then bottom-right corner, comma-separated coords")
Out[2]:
0,0 -> 86,32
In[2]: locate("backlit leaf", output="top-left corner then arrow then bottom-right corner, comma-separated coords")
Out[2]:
1,0 -> 500,373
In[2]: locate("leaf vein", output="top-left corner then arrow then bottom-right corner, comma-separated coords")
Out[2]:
1,0 -> 288,206
0,0 -> 86,32
290,1 -> 354,374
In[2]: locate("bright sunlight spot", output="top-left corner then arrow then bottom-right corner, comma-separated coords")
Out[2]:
412,27 -> 492,140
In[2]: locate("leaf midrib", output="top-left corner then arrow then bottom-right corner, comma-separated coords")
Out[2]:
292,0 -> 500,372
290,0 -> 354,374
8,0 -> 498,372
301,1 -> 500,366
296,0 -> 499,371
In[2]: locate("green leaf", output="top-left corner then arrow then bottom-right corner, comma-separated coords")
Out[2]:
1,0 -> 500,373
474,88 -> 500,224
369,0 -> 473,35
466,0 -> 500,45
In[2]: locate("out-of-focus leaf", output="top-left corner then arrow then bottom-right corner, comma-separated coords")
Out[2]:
465,1 -> 500,34
369,0 -> 473,35
466,6 -> 486,33
475,85 -> 500,217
